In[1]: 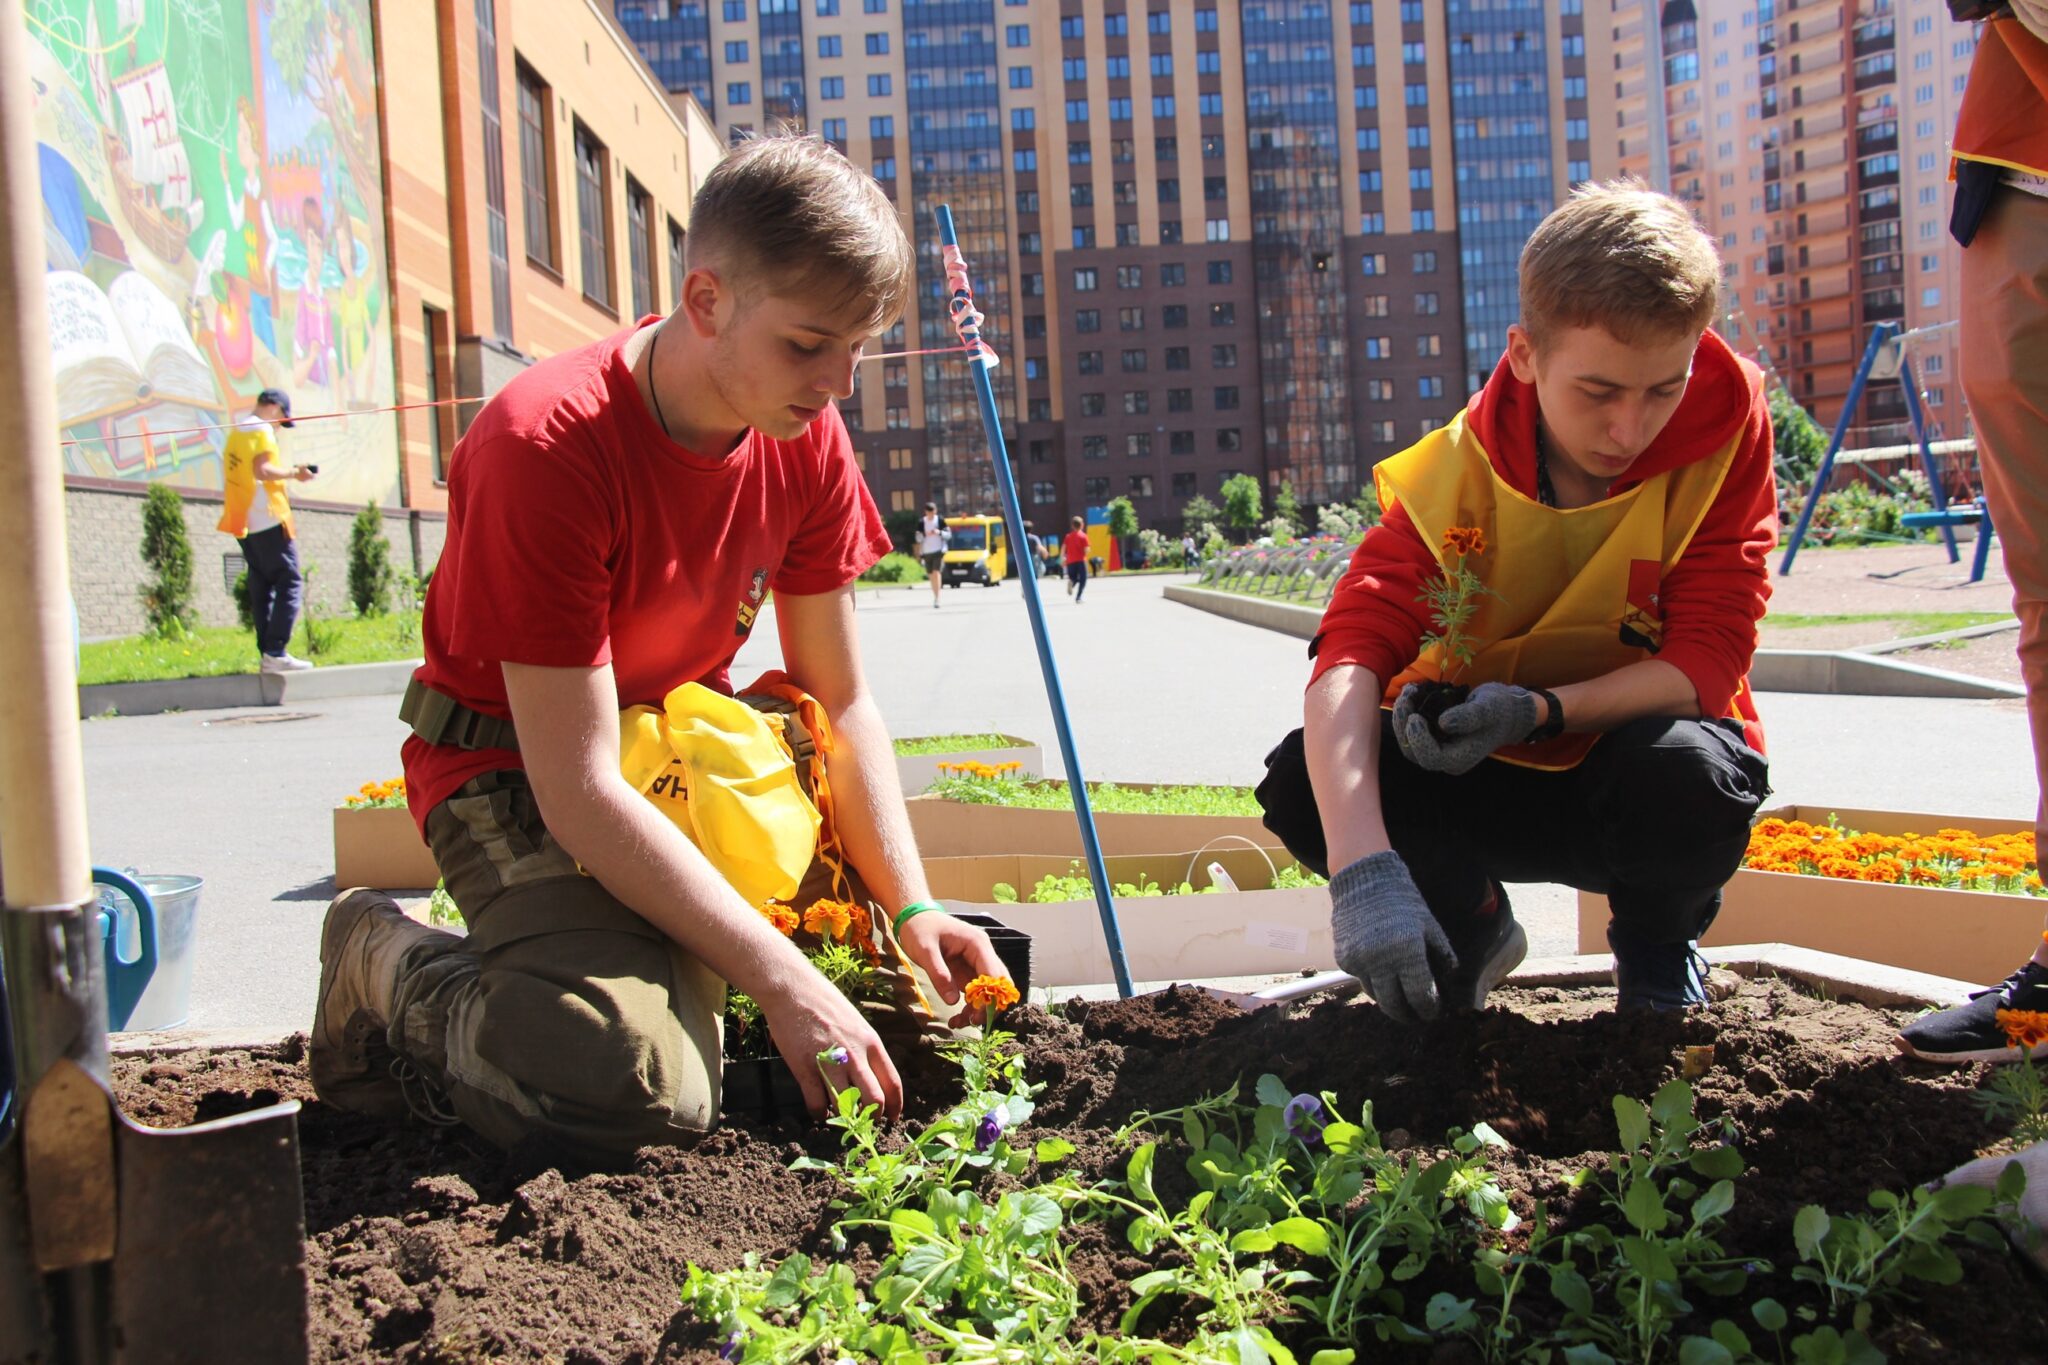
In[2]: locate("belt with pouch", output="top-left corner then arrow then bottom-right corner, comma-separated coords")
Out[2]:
400,677 -> 520,751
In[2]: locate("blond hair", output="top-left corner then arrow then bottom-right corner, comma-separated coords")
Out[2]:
687,131 -> 913,334
1518,178 -> 1720,349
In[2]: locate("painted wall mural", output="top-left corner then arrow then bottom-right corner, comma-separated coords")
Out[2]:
29,0 -> 399,505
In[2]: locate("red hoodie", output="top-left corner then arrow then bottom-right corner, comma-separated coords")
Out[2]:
1312,328 -> 1776,737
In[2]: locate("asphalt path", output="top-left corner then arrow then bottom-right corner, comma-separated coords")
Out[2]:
79,569 -> 2039,1039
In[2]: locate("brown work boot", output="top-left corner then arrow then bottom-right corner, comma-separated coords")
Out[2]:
309,888 -> 461,1119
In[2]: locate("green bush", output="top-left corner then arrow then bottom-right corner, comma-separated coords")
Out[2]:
1807,472 -> 1933,547
138,483 -> 195,638
231,569 -> 255,632
1220,473 -> 1263,539
860,551 -> 926,585
347,501 -> 393,617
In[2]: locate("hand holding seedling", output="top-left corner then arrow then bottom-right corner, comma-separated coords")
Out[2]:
1329,850 -> 1457,1023
896,910 -> 1008,1026
1394,680 -> 1542,774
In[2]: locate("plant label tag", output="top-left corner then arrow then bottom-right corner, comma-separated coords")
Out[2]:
1246,921 -> 1309,954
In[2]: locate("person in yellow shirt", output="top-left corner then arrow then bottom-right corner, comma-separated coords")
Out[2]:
217,388 -> 315,672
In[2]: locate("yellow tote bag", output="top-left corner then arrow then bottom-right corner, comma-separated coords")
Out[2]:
618,682 -> 822,909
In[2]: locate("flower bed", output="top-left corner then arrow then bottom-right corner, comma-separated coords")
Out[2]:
892,734 -> 1044,795
332,778 -> 438,890
112,973 -> 2048,1362
909,776 -> 1274,858
1579,804 -> 2040,986
923,847 -> 1329,988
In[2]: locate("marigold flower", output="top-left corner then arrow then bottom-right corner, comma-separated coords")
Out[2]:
1442,526 -> 1487,558
758,902 -> 800,936
1998,1008 -> 2048,1051
802,898 -> 857,941
962,974 -> 1021,1013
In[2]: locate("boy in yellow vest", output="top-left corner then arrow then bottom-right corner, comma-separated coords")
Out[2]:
1257,181 -> 1777,1020
216,388 -> 314,672
1896,4 -> 2048,1064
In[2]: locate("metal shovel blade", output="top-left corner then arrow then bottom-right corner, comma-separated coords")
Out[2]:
0,1068 -> 307,1365
109,1095 -> 308,1364
1196,970 -> 1364,1012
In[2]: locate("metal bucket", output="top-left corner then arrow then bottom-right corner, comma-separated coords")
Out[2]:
106,873 -> 202,1032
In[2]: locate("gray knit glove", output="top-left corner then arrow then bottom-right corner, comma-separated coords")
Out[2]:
1330,851 -> 1458,1024
1393,681 -> 1541,776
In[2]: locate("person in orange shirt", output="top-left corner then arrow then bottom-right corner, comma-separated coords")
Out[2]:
1898,3 -> 2048,1064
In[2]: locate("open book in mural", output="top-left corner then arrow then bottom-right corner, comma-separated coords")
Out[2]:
29,0 -> 399,504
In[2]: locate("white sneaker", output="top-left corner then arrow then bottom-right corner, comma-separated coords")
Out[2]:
260,653 -> 313,673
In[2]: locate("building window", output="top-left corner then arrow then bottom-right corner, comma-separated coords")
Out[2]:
1108,97 -> 1133,120
1073,225 -> 1095,248
872,157 -> 896,180
1128,436 -> 1152,461
821,117 -> 847,141
422,304 -> 452,482
727,81 -> 752,105
1033,481 -> 1057,504
866,31 -> 890,54
1211,343 -> 1237,368
1075,309 -> 1101,333
818,34 -> 842,56
515,62 -> 555,273
1121,348 -> 1148,371
1084,476 -> 1111,498
726,39 -> 750,61
1205,218 -> 1230,241
1073,267 -> 1099,292
1160,263 -> 1186,287
1010,66 -> 1033,88
1124,390 -> 1150,415
1416,334 -> 1441,357
1117,265 -> 1144,289
626,177 -> 655,319
1214,385 -> 1239,410
820,76 -> 845,98
1077,350 -> 1102,374
1360,252 -> 1387,275
1165,347 -> 1191,371
574,122 -> 612,310
868,74 -> 891,95
1418,375 -> 1444,399
1216,427 -> 1241,451
1172,470 -> 1197,495
1013,149 -> 1037,172
1415,291 -> 1440,315
863,0 -> 885,10
888,447 -> 914,470
476,0 -> 511,338
1083,437 -> 1108,460
1163,304 -> 1188,328
1120,307 -> 1144,331
1209,302 -> 1234,326
1168,388 -> 1192,410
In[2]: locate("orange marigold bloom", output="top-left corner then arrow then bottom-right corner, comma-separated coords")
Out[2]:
802,898 -> 857,941
1442,526 -> 1487,558
759,902 -> 800,936
1998,1008 -> 2048,1051
962,974 -> 1021,1013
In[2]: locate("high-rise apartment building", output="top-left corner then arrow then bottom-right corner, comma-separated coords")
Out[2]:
1619,0 -> 1969,443
613,0 -> 1629,527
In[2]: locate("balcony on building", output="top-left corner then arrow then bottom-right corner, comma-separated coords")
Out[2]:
1862,288 -> 1906,321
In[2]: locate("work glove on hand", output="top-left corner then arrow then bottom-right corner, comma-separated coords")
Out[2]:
1392,680 -> 1541,776
1330,850 -> 1457,1024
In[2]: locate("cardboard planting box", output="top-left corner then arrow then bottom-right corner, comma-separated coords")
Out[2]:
333,806 -> 440,890
1577,804 -> 2038,986
894,735 -> 1044,795
907,783 -> 1276,859
924,846 -> 1330,989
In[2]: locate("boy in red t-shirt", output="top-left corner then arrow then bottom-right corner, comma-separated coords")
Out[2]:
1062,515 -> 1091,603
310,134 -> 1002,1157
1255,182 -> 1775,1024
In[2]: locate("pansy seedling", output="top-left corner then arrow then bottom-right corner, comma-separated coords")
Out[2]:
974,1106 -> 1008,1153
1283,1093 -> 1328,1150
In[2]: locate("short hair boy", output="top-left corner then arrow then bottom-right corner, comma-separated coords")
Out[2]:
311,133 -> 1001,1157
1257,180 -> 1776,1021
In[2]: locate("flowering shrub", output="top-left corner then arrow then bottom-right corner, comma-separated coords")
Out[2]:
343,777 -> 407,809
1742,816 -> 2042,895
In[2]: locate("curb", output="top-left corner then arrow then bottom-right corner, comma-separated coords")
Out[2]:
1163,584 -> 2025,701
80,657 -> 421,718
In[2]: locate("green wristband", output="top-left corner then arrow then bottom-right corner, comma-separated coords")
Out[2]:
893,899 -> 944,935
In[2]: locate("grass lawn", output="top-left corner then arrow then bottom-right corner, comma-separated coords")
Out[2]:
1763,611 -> 2013,635
80,613 -> 425,686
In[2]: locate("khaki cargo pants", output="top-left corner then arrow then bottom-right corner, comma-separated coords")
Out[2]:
389,698 -> 883,1158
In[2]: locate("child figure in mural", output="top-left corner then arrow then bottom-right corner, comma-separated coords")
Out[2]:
292,197 -> 335,399
333,210 -> 376,409
1256,180 -> 1777,1024
226,99 -> 279,359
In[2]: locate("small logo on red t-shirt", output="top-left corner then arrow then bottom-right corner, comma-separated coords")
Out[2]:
736,567 -> 769,635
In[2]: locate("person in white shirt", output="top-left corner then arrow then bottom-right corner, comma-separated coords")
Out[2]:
917,501 -> 946,607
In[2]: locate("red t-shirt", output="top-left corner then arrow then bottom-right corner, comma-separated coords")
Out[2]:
401,320 -> 892,829
1062,530 -> 1090,564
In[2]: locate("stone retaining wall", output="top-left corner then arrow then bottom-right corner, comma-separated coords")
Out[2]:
67,482 -> 446,639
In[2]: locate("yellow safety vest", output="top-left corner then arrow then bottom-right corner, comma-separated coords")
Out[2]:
1375,407 -> 1743,770
618,682 -> 823,910
216,422 -> 295,538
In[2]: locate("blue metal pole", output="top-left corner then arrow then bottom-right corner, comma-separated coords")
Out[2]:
1779,321 -> 1898,576
935,204 -> 1136,998
1895,354 -> 1960,565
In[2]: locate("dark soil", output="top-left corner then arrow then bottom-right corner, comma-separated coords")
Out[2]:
112,978 -> 2048,1363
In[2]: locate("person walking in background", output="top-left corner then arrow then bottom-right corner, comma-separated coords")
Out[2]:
1897,0 -> 2048,1064
917,501 -> 946,607
1063,515 -> 1091,603
1182,532 -> 1199,573
216,388 -> 315,673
